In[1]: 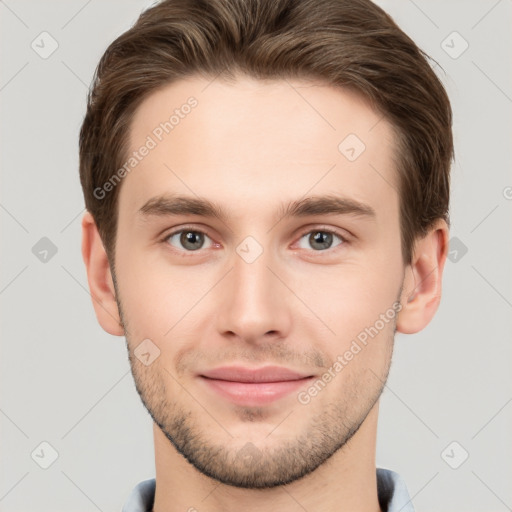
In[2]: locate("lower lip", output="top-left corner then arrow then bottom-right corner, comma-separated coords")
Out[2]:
199,376 -> 313,406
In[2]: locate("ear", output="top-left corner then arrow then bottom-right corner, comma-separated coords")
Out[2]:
81,210 -> 124,336
396,219 -> 449,334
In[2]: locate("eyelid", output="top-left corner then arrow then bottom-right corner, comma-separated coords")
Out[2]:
295,224 -> 351,243
160,224 -> 351,253
162,224 -> 212,239
160,224 -> 216,248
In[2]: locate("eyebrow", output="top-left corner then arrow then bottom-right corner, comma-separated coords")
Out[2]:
137,193 -> 376,223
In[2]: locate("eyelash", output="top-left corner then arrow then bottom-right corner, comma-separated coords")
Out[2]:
160,225 -> 350,256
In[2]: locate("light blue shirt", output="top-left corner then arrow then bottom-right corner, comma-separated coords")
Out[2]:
122,467 -> 415,511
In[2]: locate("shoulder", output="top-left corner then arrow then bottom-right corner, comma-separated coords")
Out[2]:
377,468 -> 415,512
122,478 -> 156,512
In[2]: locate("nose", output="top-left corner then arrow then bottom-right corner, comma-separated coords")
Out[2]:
215,244 -> 292,345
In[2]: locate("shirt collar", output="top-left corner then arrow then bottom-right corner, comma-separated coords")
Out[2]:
122,467 -> 415,512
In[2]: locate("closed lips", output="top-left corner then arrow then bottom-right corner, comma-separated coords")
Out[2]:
199,365 -> 314,383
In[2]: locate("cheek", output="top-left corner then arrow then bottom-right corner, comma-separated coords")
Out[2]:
116,225 -> 403,350
115,250 -> 222,345
296,262 -> 401,341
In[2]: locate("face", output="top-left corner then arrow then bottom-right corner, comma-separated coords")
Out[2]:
112,75 -> 404,488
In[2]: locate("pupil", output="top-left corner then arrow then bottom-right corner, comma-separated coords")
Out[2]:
311,231 -> 331,250
178,231 -> 333,251
182,231 -> 203,250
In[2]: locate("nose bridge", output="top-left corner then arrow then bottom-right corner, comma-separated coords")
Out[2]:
233,247 -> 273,304
216,238 -> 291,341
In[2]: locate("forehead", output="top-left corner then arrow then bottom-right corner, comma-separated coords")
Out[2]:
120,74 -> 399,223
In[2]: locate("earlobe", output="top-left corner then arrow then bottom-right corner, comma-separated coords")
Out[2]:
396,219 -> 449,335
81,211 -> 125,336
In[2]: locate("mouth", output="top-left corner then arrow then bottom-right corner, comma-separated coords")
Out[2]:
198,365 -> 315,406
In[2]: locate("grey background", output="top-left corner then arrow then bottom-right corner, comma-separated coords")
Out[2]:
1,0 -> 511,510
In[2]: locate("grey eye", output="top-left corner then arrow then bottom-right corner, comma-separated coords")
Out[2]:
166,230 -> 212,251
298,230 -> 343,251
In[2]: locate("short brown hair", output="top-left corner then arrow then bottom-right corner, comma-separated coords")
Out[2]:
79,0 -> 453,268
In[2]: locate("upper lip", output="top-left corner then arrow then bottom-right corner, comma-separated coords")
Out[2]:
200,365 -> 313,383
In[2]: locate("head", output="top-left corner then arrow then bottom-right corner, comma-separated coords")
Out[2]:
80,0 -> 452,489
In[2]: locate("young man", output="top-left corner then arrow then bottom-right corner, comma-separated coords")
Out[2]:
79,0 -> 453,510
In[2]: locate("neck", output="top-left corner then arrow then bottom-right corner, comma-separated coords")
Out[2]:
152,402 -> 382,512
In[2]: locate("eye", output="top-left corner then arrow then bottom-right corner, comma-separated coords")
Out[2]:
161,226 -> 348,254
296,228 -> 346,251
163,228 -> 214,252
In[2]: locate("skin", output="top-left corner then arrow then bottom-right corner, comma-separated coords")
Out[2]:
81,75 -> 448,512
